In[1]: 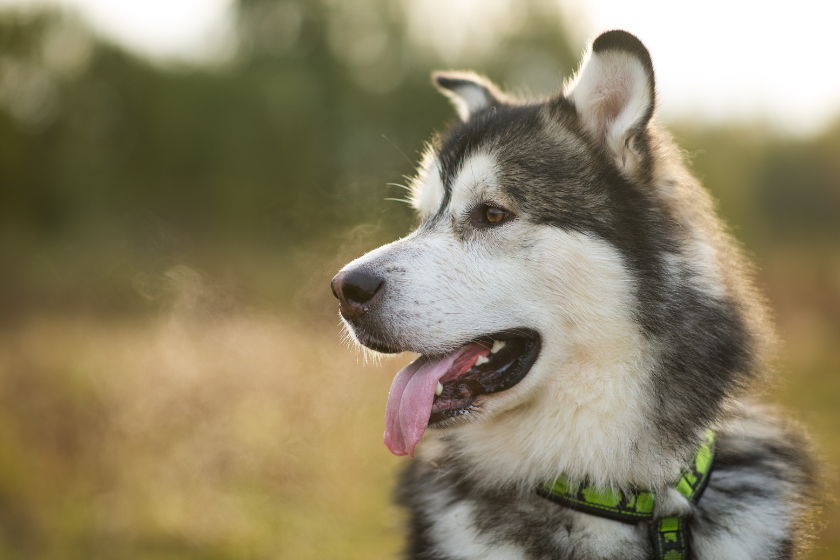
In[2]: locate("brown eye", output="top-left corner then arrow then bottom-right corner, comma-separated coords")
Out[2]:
470,203 -> 515,228
486,207 -> 507,223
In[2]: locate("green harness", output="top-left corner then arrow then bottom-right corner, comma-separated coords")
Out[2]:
536,430 -> 716,560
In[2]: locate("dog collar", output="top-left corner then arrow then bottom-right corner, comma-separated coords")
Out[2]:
537,429 -> 715,560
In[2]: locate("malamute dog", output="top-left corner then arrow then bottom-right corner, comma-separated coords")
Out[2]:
332,31 -> 818,559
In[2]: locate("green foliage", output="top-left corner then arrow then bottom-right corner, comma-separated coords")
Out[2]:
673,120 -> 840,248
0,1 -> 580,315
0,1 -> 576,245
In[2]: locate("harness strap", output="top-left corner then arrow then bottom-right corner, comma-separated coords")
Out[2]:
537,430 -> 716,560
651,516 -> 689,560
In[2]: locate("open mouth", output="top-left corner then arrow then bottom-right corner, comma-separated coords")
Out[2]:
384,329 -> 540,456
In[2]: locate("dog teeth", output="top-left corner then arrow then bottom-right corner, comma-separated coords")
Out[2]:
435,381 -> 443,396
491,340 -> 506,354
475,355 -> 490,366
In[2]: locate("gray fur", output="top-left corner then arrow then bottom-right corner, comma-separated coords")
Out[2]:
398,406 -> 817,559
334,30 -> 820,559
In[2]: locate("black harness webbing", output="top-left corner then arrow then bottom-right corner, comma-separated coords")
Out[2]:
536,430 -> 716,560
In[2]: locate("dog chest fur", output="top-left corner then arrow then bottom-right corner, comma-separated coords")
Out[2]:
399,408 -> 811,559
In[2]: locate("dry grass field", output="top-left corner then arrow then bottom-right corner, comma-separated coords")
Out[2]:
0,251 -> 838,559
0,285 -> 408,559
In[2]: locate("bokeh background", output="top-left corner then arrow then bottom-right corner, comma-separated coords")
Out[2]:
1,0 -> 838,558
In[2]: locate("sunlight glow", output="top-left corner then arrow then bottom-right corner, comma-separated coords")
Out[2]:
582,0 -> 840,134
0,0 -> 837,133
0,0 -> 236,64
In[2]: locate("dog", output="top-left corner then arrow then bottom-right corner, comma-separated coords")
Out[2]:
331,30 -> 818,559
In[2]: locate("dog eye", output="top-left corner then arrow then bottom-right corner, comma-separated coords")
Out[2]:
486,208 -> 506,223
471,203 -> 514,228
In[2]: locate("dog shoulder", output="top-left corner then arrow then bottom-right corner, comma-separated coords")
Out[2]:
691,406 -> 820,559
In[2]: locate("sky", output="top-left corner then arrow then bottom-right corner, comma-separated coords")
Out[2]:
1,0 -> 839,135
578,0 -> 840,135
0,0 -> 237,63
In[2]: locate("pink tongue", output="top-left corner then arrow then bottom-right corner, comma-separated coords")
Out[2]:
384,343 -> 489,457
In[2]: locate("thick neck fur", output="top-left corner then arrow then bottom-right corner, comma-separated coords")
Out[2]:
419,333 -> 703,495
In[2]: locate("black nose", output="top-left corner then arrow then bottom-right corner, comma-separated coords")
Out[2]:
331,269 -> 384,320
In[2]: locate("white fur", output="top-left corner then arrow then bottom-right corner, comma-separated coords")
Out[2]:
693,471 -> 795,559
448,150 -> 497,209
563,514 -> 645,557
566,48 -> 652,177
435,72 -> 497,121
664,240 -> 727,301
410,149 -> 444,218
343,152 -> 692,491
423,222 -> 671,490
430,499 -> 526,560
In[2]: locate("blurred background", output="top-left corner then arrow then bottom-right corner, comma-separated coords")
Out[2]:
0,0 -> 838,558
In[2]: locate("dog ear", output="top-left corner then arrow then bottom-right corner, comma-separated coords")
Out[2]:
433,71 -> 504,121
564,30 -> 656,176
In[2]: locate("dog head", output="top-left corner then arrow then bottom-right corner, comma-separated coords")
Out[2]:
332,31 -> 764,488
